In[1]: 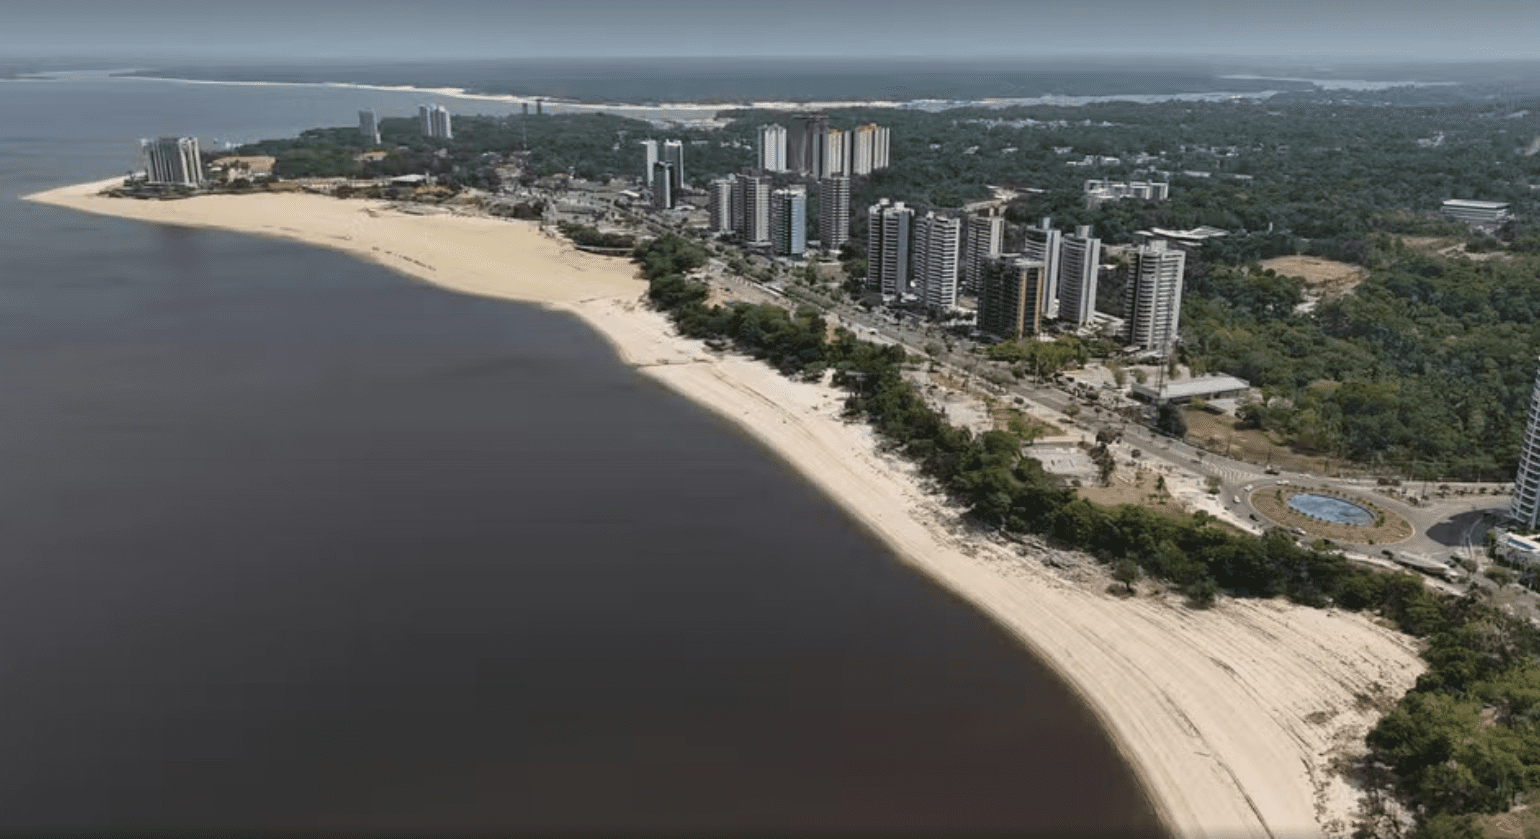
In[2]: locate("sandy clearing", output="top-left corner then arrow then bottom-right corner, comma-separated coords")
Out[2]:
25,179 -> 1427,839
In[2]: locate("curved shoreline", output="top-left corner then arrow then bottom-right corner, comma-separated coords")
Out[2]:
23,178 -> 1427,838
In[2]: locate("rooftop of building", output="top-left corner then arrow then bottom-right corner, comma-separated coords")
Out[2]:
1442,199 -> 1510,209
1129,374 -> 1251,402
1145,225 -> 1229,241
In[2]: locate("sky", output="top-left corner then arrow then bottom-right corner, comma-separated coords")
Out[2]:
2,0 -> 1538,62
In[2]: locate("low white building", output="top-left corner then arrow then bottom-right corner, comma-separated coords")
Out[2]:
1441,199 -> 1510,227
1129,374 -> 1251,405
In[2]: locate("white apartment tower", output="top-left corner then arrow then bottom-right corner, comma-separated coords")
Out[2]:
662,140 -> 684,192
1513,359 -> 1540,530
849,123 -> 891,175
1124,239 -> 1187,353
821,128 -> 847,178
419,105 -> 452,139
962,211 -> 1004,295
757,124 -> 787,172
140,137 -> 204,187
359,109 -> 381,145
771,186 -> 808,256
1057,225 -> 1103,327
818,177 -> 851,252
640,140 -> 659,186
913,212 -> 962,310
1023,218 -> 1063,318
866,198 -> 913,297
737,173 -> 772,246
708,177 -> 735,233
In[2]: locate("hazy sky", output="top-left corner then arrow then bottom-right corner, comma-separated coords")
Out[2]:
3,0 -> 1537,61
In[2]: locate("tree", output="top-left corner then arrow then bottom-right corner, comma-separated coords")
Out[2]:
1187,577 -> 1220,608
1156,403 -> 1188,438
1113,558 -> 1141,594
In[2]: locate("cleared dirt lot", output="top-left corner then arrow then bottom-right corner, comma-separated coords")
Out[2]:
1260,254 -> 1367,302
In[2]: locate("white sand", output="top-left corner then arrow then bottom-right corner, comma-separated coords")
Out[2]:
25,179 -> 1426,838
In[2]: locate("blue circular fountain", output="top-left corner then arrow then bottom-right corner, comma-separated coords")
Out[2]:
1287,493 -> 1376,526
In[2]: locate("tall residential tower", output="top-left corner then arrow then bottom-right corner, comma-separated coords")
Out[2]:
818,176 -> 851,252
979,256 -> 1046,339
1513,359 -> 1540,530
140,137 -> 204,187
962,210 -> 1004,295
866,198 -> 913,297
419,105 -> 452,139
757,124 -> 787,172
771,186 -> 807,256
662,140 -> 684,192
640,140 -> 659,186
1022,218 -> 1063,318
1124,239 -> 1186,353
912,212 -> 962,310
358,109 -> 381,145
1056,225 -> 1103,327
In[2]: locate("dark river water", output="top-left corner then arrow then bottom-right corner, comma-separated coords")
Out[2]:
0,71 -> 1161,835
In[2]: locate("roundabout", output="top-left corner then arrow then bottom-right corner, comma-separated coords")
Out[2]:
1249,485 -> 1415,546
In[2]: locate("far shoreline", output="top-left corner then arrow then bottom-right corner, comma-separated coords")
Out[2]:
23,177 -> 1427,839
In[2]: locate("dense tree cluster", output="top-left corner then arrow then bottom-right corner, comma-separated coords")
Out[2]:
1182,249 -> 1540,480
557,222 -> 634,249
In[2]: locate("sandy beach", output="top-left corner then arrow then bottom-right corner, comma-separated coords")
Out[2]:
24,179 -> 1426,838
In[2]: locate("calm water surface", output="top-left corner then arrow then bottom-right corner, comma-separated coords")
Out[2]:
0,73 -> 1161,835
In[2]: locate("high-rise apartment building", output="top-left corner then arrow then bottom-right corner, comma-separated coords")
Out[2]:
789,113 -> 829,176
358,109 -> 381,145
818,177 -> 851,252
1512,359 -> 1540,530
961,211 -> 1004,295
912,212 -> 962,310
1124,239 -> 1186,353
866,198 -> 913,297
662,140 -> 684,192
979,256 -> 1047,340
1057,225 -> 1103,327
140,137 -> 204,187
708,177 -> 735,233
652,162 -> 674,210
757,124 -> 787,172
771,186 -> 808,256
737,173 -> 772,246
821,128 -> 847,178
849,123 -> 891,175
1023,218 -> 1063,318
640,140 -> 658,187
419,105 -> 452,140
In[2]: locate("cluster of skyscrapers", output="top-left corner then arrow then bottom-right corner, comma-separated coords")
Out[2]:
642,114 -> 885,254
418,105 -> 453,140
641,139 -> 686,210
631,111 -> 1185,352
706,171 -> 837,257
868,207 -> 1113,334
140,136 -> 205,187
756,117 -> 890,177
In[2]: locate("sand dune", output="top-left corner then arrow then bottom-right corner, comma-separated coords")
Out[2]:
25,179 -> 1426,838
